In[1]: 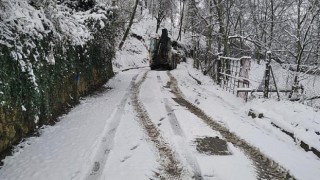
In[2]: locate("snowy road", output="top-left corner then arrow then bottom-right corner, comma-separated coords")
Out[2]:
1,65 -> 320,180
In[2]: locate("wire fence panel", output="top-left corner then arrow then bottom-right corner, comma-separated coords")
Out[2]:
219,56 -> 251,100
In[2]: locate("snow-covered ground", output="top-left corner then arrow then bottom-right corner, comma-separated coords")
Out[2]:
250,60 -> 320,108
173,60 -> 320,179
1,8 -> 320,180
0,69 -> 157,180
248,60 -> 320,154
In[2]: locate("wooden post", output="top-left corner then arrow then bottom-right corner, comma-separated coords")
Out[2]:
270,66 -> 280,101
238,57 -> 251,100
217,55 -> 222,85
264,51 -> 271,98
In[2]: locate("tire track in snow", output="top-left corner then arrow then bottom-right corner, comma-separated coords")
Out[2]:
85,74 -> 139,180
167,71 -> 295,180
157,74 -> 203,180
131,71 -> 184,179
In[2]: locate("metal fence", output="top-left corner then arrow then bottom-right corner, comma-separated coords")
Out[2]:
219,56 -> 251,100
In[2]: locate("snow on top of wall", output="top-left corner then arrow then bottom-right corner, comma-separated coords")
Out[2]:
0,0 -> 113,49
1,1 -> 48,44
0,0 -> 114,89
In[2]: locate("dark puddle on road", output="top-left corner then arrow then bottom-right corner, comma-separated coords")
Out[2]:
194,136 -> 232,156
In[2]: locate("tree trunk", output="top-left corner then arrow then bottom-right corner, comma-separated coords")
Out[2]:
213,0 -> 229,56
269,0 -> 274,49
177,0 -> 185,41
118,0 -> 139,50
213,0 -> 229,85
290,0 -> 302,98
155,9 -> 165,34
207,0 -> 213,51
156,19 -> 160,33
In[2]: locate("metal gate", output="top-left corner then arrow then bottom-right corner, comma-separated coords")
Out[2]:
219,56 -> 251,99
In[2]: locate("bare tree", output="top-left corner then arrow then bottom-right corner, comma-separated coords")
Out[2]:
288,0 -> 320,98
176,0 -> 185,41
118,0 -> 139,50
155,2 -> 166,33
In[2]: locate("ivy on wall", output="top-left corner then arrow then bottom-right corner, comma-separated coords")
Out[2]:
0,3 -> 118,154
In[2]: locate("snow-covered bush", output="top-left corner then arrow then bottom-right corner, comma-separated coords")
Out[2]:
0,0 -> 118,154
0,0 -> 110,53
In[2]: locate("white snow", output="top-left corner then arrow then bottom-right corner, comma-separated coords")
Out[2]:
172,59 -> 320,179
0,69 -> 156,180
1,7 -> 320,180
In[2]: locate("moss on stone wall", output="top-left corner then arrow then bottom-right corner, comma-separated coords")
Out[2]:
0,11 -> 116,154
